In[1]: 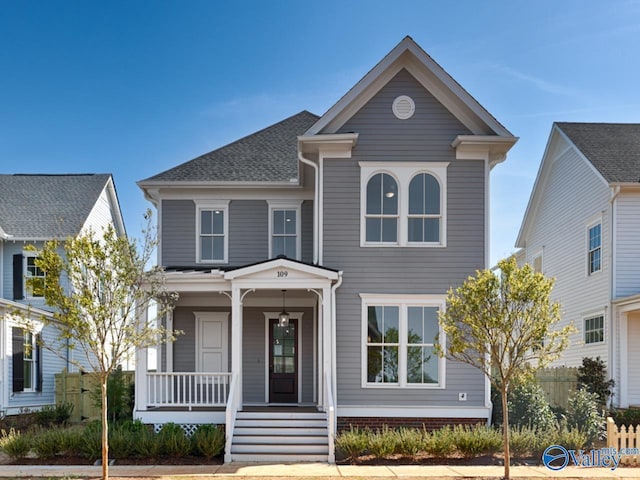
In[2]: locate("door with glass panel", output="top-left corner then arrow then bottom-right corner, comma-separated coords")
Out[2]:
269,318 -> 298,403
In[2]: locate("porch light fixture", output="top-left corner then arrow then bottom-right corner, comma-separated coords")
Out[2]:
279,290 -> 290,327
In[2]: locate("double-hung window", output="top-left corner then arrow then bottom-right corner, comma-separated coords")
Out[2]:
588,223 -> 601,275
365,173 -> 398,243
584,314 -> 604,344
197,201 -> 229,263
408,173 -> 441,243
11,327 -> 41,393
25,255 -> 45,298
360,162 -> 448,247
362,294 -> 445,388
269,201 -> 301,260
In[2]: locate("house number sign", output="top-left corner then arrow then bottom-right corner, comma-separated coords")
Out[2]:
277,270 -> 289,278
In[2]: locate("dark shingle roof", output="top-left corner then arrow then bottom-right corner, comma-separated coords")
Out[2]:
141,111 -> 320,183
556,122 -> 640,183
0,174 -> 111,238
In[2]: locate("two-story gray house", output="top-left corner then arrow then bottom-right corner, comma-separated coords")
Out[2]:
135,36 -> 517,462
0,173 -> 125,416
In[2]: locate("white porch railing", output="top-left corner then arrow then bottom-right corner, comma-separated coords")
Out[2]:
324,370 -> 336,463
224,373 -> 239,463
146,372 -> 231,409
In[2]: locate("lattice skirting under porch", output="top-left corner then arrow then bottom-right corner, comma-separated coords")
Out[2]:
337,417 -> 487,432
153,423 -> 224,436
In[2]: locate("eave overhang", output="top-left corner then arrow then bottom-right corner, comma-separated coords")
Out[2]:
298,133 -> 359,157
451,135 -> 519,168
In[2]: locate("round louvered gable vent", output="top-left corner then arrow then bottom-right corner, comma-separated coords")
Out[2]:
392,95 -> 415,120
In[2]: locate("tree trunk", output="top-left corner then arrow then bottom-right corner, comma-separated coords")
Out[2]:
501,386 -> 510,479
101,376 -> 109,480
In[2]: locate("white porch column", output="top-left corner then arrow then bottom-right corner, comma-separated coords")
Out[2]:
135,303 -> 149,413
231,286 -> 243,409
316,293 -> 324,410
165,309 -> 174,373
322,286 -> 332,407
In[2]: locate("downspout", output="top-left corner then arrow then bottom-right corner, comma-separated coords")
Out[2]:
609,185 -> 621,405
298,152 -> 319,264
330,271 -> 343,415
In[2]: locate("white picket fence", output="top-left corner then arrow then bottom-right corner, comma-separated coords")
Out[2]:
607,417 -> 640,465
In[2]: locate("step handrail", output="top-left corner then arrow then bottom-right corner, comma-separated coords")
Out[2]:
224,372 -> 239,463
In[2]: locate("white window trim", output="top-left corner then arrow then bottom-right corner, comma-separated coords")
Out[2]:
583,312 -> 605,345
195,200 -> 230,264
24,252 -> 45,300
267,201 -> 302,261
530,248 -> 543,274
359,162 -> 448,247
360,293 -> 446,389
586,219 -> 602,276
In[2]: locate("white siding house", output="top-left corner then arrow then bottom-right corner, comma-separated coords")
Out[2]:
0,174 -> 125,415
516,122 -> 640,408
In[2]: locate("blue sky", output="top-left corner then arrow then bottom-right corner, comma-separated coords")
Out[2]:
2,1 -> 639,264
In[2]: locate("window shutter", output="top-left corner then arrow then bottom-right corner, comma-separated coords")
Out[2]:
12,327 -> 24,392
13,254 -> 24,300
36,333 -> 43,392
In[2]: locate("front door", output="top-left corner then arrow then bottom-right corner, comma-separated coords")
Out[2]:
269,318 -> 297,403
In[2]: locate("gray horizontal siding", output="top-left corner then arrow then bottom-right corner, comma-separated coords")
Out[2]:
326,68 -> 486,407
162,199 -> 311,268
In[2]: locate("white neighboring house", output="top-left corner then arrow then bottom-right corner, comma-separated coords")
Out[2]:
0,174 -> 125,416
515,122 -> 640,408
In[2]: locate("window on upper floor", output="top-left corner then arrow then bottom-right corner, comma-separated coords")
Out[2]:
587,223 -> 601,275
361,294 -> 446,388
365,173 -> 398,243
269,202 -> 302,260
584,314 -> 604,344
360,162 -> 448,247
25,255 -> 45,298
12,327 -> 41,393
196,201 -> 229,263
408,173 -> 441,243
531,249 -> 543,273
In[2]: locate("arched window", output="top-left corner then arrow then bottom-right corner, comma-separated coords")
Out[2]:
408,173 -> 440,242
366,173 -> 398,243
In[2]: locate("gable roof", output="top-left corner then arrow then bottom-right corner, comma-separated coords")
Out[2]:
0,173 -> 113,239
306,36 -> 514,138
556,122 -> 640,183
139,111 -> 319,185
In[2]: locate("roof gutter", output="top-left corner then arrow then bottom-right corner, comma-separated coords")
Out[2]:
298,152 -> 319,264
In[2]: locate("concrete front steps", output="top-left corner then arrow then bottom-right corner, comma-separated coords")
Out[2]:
229,410 -> 329,462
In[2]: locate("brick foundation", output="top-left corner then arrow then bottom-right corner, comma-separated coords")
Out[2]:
337,416 -> 486,432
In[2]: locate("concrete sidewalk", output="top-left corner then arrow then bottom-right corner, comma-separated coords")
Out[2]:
1,463 -> 640,479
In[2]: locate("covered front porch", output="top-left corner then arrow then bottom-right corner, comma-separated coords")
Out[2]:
134,259 -> 340,460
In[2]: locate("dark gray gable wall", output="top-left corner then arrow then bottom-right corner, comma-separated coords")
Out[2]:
325,68 -> 486,406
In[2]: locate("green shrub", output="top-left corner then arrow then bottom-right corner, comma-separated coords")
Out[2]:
0,428 -> 31,461
508,426 -> 538,457
554,426 -> 588,451
424,426 -> 456,457
58,427 -> 84,457
80,421 -> 102,460
508,380 -> 556,431
191,424 -> 225,459
567,389 -> 604,444
611,407 -> 640,428
577,357 -> 614,409
108,423 -> 136,459
32,427 -> 69,459
36,402 -> 74,427
158,423 -> 190,457
335,427 -> 368,463
452,424 -> 502,457
367,426 -> 398,459
395,427 -> 423,458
